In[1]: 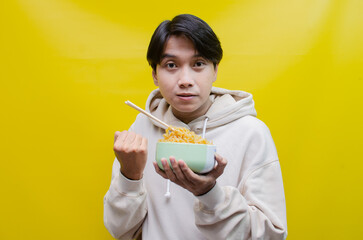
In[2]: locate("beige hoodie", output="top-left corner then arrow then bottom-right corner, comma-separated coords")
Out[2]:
104,87 -> 287,240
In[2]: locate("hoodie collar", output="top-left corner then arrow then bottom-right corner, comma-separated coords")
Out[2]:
146,87 -> 257,132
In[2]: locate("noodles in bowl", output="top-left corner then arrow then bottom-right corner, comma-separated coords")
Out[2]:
156,126 -> 216,173
159,126 -> 212,144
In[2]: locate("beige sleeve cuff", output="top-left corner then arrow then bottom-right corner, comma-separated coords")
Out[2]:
113,171 -> 145,197
196,182 -> 225,210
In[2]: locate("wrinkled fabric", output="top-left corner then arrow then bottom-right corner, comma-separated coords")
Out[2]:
104,87 -> 287,239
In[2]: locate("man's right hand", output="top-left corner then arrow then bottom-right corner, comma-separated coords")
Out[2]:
113,131 -> 148,180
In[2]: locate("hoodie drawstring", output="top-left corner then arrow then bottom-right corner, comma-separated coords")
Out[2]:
202,117 -> 209,139
164,117 -> 209,199
164,180 -> 171,199
164,179 -> 171,199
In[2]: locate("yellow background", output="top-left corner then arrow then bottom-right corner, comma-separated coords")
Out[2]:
1,0 -> 362,239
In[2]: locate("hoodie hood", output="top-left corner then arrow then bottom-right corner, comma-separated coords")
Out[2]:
145,87 -> 257,132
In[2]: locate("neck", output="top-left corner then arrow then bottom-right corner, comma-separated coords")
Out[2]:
172,99 -> 213,124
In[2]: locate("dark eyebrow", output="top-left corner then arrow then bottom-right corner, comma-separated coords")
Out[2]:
160,53 -> 203,60
160,54 -> 176,60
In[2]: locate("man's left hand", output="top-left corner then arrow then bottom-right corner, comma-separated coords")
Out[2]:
153,154 -> 227,196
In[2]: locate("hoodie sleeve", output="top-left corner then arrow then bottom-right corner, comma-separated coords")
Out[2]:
194,121 -> 287,240
103,159 -> 147,240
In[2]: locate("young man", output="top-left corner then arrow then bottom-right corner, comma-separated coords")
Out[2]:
104,14 -> 287,240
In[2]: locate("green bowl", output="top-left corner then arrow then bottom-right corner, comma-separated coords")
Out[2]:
156,142 -> 216,174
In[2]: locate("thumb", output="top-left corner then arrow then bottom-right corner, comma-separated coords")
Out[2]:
114,131 -> 121,143
210,153 -> 227,179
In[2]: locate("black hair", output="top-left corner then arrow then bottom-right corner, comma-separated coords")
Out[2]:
147,14 -> 223,71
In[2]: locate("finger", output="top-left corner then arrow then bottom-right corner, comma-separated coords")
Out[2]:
114,131 -> 120,142
210,153 -> 227,178
124,131 -> 136,145
178,160 -> 199,184
153,162 -> 168,179
114,130 -> 128,143
140,137 -> 148,153
141,136 -> 148,147
215,153 -> 227,167
161,158 -> 177,182
132,134 -> 143,149
113,131 -> 128,152
169,157 -> 188,184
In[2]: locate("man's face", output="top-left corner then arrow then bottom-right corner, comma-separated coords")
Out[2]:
152,35 -> 218,123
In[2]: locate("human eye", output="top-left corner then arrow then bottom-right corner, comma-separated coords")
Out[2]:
163,61 -> 177,69
194,60 -> 206,68
167,62 -> 176,68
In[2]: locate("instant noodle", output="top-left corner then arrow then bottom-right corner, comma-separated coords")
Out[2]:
159,126 -> 212,145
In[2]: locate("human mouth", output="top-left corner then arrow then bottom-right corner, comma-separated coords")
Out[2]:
177,93 -> 196,100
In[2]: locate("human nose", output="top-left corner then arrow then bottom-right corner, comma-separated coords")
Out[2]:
177,67 -> 194,88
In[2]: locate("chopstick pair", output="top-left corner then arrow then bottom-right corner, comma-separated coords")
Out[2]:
125,100 -> 174,131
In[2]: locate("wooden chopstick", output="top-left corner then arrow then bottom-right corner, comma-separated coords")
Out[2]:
125,100 -> 173,130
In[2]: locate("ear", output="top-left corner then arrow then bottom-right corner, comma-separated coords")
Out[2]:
213,64 -> 219,83
152,70 -> 159,86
